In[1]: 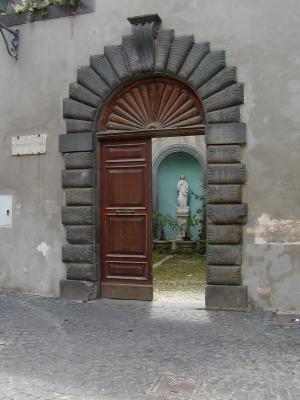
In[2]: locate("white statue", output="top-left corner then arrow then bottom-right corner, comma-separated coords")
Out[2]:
177,175 -> 189,210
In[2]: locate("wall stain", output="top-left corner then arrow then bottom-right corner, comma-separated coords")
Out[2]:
36,242 -> 50,259
247,213 -> 300,244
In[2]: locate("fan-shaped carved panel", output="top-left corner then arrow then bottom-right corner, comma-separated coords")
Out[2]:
100,78 -> 206,133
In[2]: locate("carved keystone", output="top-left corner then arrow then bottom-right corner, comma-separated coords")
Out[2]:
127,14 -> 162,71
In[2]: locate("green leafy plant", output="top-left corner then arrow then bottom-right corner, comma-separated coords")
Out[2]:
190,182 -> 206,253
169,214 -> 202,241
190,178 -> 206,239
16,0 -> 81,21
153,213 -> 172,241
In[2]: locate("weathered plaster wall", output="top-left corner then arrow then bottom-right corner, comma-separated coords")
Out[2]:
0,0 -> 299,309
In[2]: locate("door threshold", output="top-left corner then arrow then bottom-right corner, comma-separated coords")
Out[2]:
101,283 -> 153,301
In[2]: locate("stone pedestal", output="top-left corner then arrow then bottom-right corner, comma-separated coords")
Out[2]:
176,207 -> 189,240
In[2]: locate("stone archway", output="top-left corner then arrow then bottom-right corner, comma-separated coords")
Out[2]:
59,14 -> 247,309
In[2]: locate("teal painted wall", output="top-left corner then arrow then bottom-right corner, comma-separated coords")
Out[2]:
157,152 -> 204,240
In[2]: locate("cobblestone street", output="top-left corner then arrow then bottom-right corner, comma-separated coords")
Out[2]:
0,293 -> 299,400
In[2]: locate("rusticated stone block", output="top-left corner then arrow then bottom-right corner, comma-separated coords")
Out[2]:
66,225 -> 95,244
69,83 -> 102,108
65,188 -> 96,206
104,45 -> 130,80
77,66 -> 110,99
207,244 -> 242,265
188,51 -> 225,89
60,279 -> 98,301
203,83 -> 244,112
63,98 -> 96,121
207,225 -> 242,244
207,145 -> 241,164
66,263 -> 97,281
122,35 -> 140,74
62,206 -> 95,225
207,185 -> 242,204
198,67 -> 236,99
206,123 -> 246,145
207,204 -> 247,224
206,106 -> 240,124
62,244 -> 95,263
178,41 -> 209,80
154,30 -> 174,72
205,285 -> 247,309
90,54 -> 120,88
166,35 -> 194,75
66,119 -> 94,134
62,170 -> 95,188
207,164 -> 246,184
59,133 -> 95,153
65,152 -> 95,170
207,266 -> 241,285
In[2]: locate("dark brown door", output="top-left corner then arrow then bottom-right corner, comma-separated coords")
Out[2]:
100,139 -> 153,300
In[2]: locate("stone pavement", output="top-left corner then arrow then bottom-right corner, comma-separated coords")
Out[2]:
0,293 -> 299,400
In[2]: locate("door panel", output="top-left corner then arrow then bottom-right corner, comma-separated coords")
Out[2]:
100,139 -> 153,300
106,167 -> 146,207
106,261 -> 147,279
105,215 -> 146,256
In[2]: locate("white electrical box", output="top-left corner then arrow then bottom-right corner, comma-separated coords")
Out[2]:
0,196 -> 12,227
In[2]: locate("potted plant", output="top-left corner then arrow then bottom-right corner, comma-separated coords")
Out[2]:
152,213 -> 172,253
170,214 -> 202,254
15,0 -> 82,21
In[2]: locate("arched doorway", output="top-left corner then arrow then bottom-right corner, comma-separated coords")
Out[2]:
98,77 -> 206,300
59,14 -> 247,309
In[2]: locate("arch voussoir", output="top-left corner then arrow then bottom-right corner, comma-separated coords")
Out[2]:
77,66 -> 110,99
69,83 -> 102,108
188,50 -> 226,89
198,66 -> 237,99
206,106 -> 241,124
90,54 -> 120,88
178,42 -> 210,80
165,35 -> 194,75
104,45 -> 131,81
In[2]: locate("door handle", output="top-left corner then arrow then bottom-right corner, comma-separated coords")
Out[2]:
115,209 -> 136,214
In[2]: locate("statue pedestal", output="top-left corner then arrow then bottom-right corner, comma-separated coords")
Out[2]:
176,207 -> 189,240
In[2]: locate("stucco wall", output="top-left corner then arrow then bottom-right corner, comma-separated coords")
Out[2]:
0,0 -> 299,310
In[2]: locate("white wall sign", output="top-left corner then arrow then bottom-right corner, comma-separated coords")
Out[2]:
12,134 -> 47,156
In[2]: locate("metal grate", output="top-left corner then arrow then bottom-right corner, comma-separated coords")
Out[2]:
147,374 -> 198,395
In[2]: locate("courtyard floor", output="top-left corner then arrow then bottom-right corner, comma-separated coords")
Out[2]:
0,293 -> 300,400
153,253 -> 206,304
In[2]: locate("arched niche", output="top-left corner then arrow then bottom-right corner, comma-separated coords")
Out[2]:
152,143 -> 206,213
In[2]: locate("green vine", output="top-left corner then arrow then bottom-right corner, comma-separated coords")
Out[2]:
16,0 -> 82,21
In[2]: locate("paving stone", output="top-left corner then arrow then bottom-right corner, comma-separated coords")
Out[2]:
0,293 -> 299,400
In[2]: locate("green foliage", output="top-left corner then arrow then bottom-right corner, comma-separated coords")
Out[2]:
169,214 -> 202,241
16,0 -> 81,21
190,185 -> 206,240
153,213 -> 173,241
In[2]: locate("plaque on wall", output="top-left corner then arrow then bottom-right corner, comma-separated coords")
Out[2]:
12,134 -> 47,155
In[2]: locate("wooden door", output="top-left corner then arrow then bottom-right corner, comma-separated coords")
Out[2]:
100,139 -> 153,300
